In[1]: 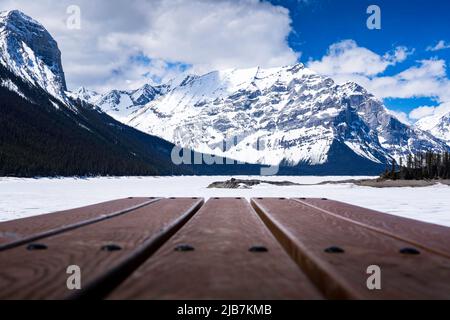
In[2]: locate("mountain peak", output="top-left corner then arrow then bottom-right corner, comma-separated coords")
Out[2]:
340,81 -> 365,92
287,62 -> 305,72
76,86 -> 97,95
69,86 -> 101,104
0,9 -> 40,24
76,86 -> 88,93
0,9 -> 67,97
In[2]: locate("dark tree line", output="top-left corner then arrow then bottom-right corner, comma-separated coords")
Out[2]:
0,63 -> 189,177
382,151 -> 450,180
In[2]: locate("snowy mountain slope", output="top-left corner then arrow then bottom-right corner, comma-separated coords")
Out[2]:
95,64 -> 449,168
416,111 -> 450,146
82,84 -> 171,122
0,10 -> 67,102
340,82 -> 448,161
0,77 -> 27,100
66,86 -> 101,104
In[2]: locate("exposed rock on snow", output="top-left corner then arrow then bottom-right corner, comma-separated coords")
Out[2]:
208,177 -> 300,189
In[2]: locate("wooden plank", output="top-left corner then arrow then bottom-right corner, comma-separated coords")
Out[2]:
296,198 -> 450,258
108,198 -> 323,300
0,198 -> 203,300
251,198 -> 450,300
0,197 -> 159,251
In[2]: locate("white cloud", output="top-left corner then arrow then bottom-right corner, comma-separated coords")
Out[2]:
307,40 -> 412,77
409,103 -> 450,121
388,46 -> 413,64
409,106 -> 439,120
397,59 -> 446,80
0,0 -> 299,92
426,40 -> 450,52
364,59 -> 450,100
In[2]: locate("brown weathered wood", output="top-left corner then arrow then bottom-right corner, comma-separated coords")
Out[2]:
0,198 -> 203,299
251,198 -> 450,300
108,198 -> 323,300
0,197 -> 159,251
296,198 -> 450,258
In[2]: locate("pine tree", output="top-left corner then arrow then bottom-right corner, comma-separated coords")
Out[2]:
392,151 -> 450,181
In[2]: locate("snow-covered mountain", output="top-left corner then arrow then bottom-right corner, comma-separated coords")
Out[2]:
67,86 -> 101,104
416,111 -> 450,146
80,84 -> 171,122
0,10 -> 67,101
0,10 -> 194,177
91,64 -> 449,168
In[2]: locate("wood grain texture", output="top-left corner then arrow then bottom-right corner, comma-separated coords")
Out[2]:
251,198 -> 450,300
0,198 -> 159,251
108,198 -> 323,300
297,198 -> 450,258
0,198 -> 203,299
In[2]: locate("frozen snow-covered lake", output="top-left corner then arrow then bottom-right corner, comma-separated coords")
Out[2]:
1,176 -> 450,227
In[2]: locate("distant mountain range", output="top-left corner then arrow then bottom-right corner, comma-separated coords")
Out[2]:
76,63 -> 450,174
1,10 -> 449,177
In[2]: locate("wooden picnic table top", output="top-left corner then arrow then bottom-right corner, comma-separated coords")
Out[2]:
0,197 -> 449,300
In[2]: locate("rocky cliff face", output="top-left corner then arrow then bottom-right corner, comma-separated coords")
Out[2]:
0,10 -> 67,99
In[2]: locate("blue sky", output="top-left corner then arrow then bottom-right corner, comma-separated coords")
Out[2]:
270,0 -> 450,119
278,0 -> 450,63
2,0 -> 449,122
